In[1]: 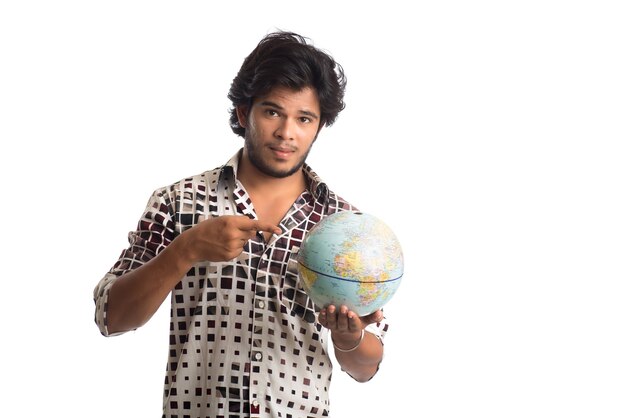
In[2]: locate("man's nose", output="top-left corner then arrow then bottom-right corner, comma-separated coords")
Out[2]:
275,118 -> 296,140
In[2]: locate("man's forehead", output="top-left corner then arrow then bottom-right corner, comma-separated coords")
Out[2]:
255,86 -> 320,111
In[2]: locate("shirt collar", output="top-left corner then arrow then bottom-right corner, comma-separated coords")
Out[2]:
218,148 -> 329,202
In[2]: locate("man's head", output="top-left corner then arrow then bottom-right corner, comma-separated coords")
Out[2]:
228,31 -> 346,138
235,85 -> 320,179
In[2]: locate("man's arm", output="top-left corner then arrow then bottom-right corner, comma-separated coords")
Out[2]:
318,306 -> 385,382
96,215 -> 281,335
104,236 -> 194,335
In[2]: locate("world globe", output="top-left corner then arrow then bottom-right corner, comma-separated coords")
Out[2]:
297,211 -> 404,316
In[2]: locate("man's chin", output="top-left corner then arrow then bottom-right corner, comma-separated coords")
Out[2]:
260,165 -> 302,179
249,154 -> 305,178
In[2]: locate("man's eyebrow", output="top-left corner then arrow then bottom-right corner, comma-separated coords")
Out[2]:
259,100 -> 319,120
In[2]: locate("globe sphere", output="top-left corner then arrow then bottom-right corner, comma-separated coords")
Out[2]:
297,211 -> 403,316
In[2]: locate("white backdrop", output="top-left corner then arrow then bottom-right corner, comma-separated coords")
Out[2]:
1,1 -> 625,417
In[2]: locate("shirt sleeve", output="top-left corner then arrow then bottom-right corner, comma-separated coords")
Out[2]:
93,187 -> 176,336
365,313 -> 390,342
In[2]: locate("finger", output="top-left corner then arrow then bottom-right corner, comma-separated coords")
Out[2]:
318,308 -> 328,327
238,218 -> 281,235
336,305 -> 350,331
325,305 -> 338,329
361,309 -> 383,326
346,310 -> 360,332
243,229 -> 258,240
253,221 -> 282,235
229,217 -> 279,238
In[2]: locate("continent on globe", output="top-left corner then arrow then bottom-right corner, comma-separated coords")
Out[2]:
296,211 -> 403,316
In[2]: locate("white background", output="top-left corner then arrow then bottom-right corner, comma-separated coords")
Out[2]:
1,1 -> 625,417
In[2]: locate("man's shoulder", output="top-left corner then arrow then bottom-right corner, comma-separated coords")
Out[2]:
303,163 -> 359,213
326,190 -> 358,214
156,150 -> 240,197
149,166 -> 224,202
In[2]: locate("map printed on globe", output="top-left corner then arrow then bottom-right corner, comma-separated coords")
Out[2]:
296,211 -> 404,316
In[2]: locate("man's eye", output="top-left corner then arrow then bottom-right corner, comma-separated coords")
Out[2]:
266,109 -> 279,117
300,117 -> 311,123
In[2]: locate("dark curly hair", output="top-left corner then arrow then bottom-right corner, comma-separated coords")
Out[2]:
227,31 -> 347,138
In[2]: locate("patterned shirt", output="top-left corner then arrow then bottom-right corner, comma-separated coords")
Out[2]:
94,150 -> 389,418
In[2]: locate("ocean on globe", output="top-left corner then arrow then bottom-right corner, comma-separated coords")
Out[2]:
296,211 -> 404,316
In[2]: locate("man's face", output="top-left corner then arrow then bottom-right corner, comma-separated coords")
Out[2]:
237,86 -> 321,178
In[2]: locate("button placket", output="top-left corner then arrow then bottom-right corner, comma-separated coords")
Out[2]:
250,251 -> 271,417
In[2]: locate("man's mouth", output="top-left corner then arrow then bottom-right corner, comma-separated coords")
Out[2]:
270,145 -> 296,159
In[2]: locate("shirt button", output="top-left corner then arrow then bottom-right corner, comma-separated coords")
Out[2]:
252,400 -> 259,407
254,352 -> 263,361
261,253 -> 268,260
257,300 -> 265,309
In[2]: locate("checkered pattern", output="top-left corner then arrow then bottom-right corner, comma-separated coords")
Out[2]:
94,150 -> 389,417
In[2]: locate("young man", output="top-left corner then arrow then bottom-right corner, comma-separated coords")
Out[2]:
94,31 -> 389,417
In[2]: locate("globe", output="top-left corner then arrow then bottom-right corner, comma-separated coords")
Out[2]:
297,211 -> 404,316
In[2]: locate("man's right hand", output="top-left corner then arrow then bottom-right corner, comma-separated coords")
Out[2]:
178,215 -> 281,263
105,215 -> 280,334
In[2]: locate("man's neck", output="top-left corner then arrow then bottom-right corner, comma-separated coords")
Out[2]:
237,154 -> 308,235
237,155 -> 307,199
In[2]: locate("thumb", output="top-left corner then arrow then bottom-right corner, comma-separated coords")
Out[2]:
361,309 -> 384,325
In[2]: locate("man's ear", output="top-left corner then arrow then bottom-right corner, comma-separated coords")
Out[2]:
236,106 -> 248,129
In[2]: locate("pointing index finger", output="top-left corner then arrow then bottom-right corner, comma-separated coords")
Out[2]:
242,218 -> 281,235
256,221 -> 282,235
